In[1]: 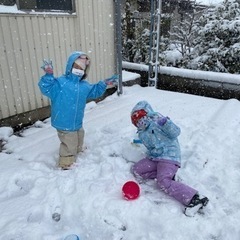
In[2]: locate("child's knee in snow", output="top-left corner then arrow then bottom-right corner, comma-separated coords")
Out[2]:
157,177 -> 171,191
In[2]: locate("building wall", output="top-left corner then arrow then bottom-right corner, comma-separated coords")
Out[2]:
0,0 -> 116,126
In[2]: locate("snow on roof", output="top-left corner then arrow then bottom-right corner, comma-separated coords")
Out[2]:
0,4 -> 24,13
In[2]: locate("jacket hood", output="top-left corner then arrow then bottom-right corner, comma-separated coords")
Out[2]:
65,51 -> 90,79
131,101 -> 155,115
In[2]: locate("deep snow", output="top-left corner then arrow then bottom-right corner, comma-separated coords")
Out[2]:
0,75 -> 240,239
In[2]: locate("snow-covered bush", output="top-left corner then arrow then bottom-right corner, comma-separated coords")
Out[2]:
181,0 -> 240,73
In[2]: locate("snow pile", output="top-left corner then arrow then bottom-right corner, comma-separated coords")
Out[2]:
0,126 -> 13,141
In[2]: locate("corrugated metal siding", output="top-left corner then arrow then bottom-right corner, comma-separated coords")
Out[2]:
0,0 -> 116,122
76,0 -> 116,83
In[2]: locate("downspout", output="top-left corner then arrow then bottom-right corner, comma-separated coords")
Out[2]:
114,0 -> 123,95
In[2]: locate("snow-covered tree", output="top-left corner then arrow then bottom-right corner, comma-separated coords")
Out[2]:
182,0 -> 240,73
131,27 -> 150,63
121,0 -> 150,63
157,0 -> 205,67
121,0 -> 135,62
169,0 -> 202,58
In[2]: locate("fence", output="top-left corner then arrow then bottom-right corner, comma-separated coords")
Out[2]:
122,61 -> 240,100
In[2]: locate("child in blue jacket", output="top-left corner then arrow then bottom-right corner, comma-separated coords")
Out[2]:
131,101 -> 209,216
38,51 -> 118,170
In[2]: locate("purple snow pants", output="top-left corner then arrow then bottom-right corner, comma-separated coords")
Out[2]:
132,158 -> 197,206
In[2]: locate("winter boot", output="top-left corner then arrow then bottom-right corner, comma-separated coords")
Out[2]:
58,155 -> 76,170
184,194 -> 209,217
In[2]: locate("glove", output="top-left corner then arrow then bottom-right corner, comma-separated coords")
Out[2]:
41,59 -> 53,74
145,111 -> 168,126
157,116 -> 168,126
132,139 -> 142,144
104,74 -> 119,86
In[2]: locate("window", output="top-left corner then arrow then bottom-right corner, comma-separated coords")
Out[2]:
16,0 -> 75,13
0,0 -> 15,6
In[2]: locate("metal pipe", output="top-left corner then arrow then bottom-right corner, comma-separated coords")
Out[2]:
114,0 -> 123,95
155,0 -> 162,87
148,0 -> 155,86
148,0 -> 162,87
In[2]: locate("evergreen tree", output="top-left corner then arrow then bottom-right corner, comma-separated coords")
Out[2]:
182,0 -> 240,73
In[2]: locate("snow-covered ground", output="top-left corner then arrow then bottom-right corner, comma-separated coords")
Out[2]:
0,73 -> 240,239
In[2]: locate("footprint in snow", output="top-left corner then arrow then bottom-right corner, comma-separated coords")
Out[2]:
103,215 -> 127,231
27,207 -> 44,223
15,178 -> 35,194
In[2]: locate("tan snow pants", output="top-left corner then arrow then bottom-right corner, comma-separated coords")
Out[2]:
57,128 -> 85,169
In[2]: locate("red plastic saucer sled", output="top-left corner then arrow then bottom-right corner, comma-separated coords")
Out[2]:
122,181 -> 140,200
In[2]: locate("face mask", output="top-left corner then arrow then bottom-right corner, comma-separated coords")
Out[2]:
72,68 -> 84,76
136,116 -> 150,130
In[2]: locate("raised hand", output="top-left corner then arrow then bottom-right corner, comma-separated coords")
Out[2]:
41,59 -> 53,74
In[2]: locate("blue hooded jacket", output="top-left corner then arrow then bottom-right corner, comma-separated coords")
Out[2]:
38,51 -> 107,131
131,101 -> 181,166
